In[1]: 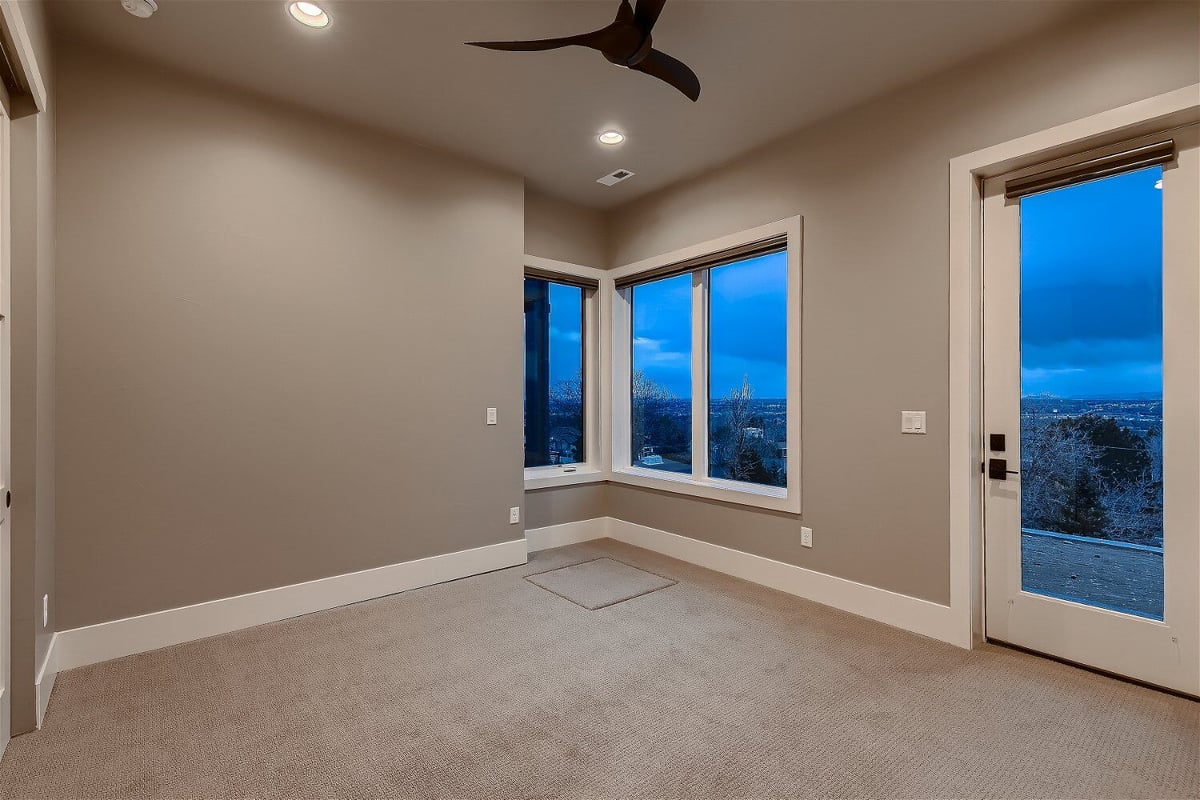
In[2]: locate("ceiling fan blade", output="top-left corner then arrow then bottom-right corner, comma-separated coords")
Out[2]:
630,48 -> 700,101
633,0 -> 666,33
466,30 -> 606,52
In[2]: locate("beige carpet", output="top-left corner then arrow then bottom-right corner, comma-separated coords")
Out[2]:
1,538 -> 1197,799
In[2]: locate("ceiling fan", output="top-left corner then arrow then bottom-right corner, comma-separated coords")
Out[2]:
466,0 -> 700,102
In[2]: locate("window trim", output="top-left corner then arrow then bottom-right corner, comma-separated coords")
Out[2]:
523,256 -> 608,490
608,217 -> 803,513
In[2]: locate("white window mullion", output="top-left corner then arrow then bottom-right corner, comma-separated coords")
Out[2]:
611,285 -> 632,472
691,270 -> 708,480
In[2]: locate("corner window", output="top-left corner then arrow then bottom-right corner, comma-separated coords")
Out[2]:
524,277 -> 585,468
631,274 -> 692,473
707,251 -> 788,488
523,260 -> 604,488
611,219 -> 801,512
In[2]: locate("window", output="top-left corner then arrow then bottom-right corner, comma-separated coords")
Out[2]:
524,277 -> 584,468
523,259 -> 603,488
707,251 -> 788,488
611,219 -> 801,512
631,274 -> 692,473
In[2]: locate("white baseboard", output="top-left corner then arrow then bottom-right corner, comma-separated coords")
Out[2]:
35,634 -> 58,729
53,539 -> 528,674
526,517 -> 962,647
525,519 -> 607,552
603,518 -> 963,646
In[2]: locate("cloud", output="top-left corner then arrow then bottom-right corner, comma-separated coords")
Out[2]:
633,337 -> 690,366
550,327 -> 581,344
1022,337 -> 1161,371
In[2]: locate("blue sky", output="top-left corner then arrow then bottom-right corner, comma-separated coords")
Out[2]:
548,282 -> 583,387
632,252 -> 788,399
1021,166 -> 1163,398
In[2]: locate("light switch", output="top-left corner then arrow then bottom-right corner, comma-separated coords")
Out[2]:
901,411 -> 927,434
486,407 -> 498,425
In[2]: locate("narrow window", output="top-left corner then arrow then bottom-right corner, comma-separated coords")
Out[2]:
707,251 -> 788,487
631,274 -> 692,472
524,278 -> 585,468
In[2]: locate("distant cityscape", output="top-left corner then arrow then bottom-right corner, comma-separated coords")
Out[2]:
631,393 -> 787,487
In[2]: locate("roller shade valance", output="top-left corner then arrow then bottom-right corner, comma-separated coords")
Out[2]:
1005,140 -> 1175,200
524,267 -> 600,291
614,234 -> 788,290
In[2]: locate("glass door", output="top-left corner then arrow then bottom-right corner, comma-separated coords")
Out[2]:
982,126 -> 1199,695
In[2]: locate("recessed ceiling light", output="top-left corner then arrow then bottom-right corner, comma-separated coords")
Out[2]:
598,130 -> 625,146
288,1 -> 330,28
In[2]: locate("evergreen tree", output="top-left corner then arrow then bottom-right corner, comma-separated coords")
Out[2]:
1053,466 -> 1110,536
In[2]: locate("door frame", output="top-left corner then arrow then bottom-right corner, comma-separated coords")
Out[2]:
946,84 -> 1200,652
0,0 -> 49,758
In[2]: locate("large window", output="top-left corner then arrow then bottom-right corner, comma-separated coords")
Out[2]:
612,220 -> 801,512
524,277 -> 585,468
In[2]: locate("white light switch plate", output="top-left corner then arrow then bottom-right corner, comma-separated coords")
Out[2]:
901,411 -> 927,434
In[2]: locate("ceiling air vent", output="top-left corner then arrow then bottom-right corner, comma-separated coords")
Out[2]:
597,168 -> 635,187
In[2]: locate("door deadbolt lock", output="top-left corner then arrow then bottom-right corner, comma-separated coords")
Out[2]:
988,458 -> 1019,480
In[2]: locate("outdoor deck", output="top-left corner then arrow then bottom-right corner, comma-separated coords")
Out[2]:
1020,529 -> 1163,619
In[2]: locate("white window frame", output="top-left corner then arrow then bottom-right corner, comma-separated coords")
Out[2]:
522,255 -> 608,490
607,217 -> 802,513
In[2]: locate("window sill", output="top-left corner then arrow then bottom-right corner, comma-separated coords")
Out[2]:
523,466 -> 605,491
610,467 -> 800,513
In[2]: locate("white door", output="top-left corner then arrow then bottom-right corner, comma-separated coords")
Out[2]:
982,125 -> 1200,696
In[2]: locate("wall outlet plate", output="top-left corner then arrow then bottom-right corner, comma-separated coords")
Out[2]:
43,594 -> 48,628
509,506 -> 520,524
486,407 -> 498,425
800,527 -> 813,548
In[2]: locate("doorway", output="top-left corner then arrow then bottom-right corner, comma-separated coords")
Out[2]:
980,126 -> 1199,695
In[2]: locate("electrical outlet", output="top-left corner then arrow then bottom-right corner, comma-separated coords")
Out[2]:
509,506 -> 520,524
43,594 -> 48,628
486,408 -> 498,425
800,527 -> 813,548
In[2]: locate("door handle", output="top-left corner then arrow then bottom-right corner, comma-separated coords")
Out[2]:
988,458 -> 1019,480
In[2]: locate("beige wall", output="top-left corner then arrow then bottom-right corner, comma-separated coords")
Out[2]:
524,484 -> 608,530
523,188 -> 607,268
605,2 -> 1200,604
54,43 -> 525,630
8,0 -> 56,736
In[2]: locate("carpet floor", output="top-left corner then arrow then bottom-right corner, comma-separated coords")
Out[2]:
1,538 -> 1196,799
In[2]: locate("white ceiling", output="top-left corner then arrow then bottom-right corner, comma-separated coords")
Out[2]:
50,0 -> 1097,209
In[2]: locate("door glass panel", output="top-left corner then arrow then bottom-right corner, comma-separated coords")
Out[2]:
631,274 -> 692,472
1019,166 -> 1164,619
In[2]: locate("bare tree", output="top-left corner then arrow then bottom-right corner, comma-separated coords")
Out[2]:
1021,416 -> 1109,537
714,375 -> 773,484
631,369 -> 676,458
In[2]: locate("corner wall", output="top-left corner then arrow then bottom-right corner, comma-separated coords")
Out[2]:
53,42 -> 525,631
604,2 -> 1200,605
522,189 -> 610,529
